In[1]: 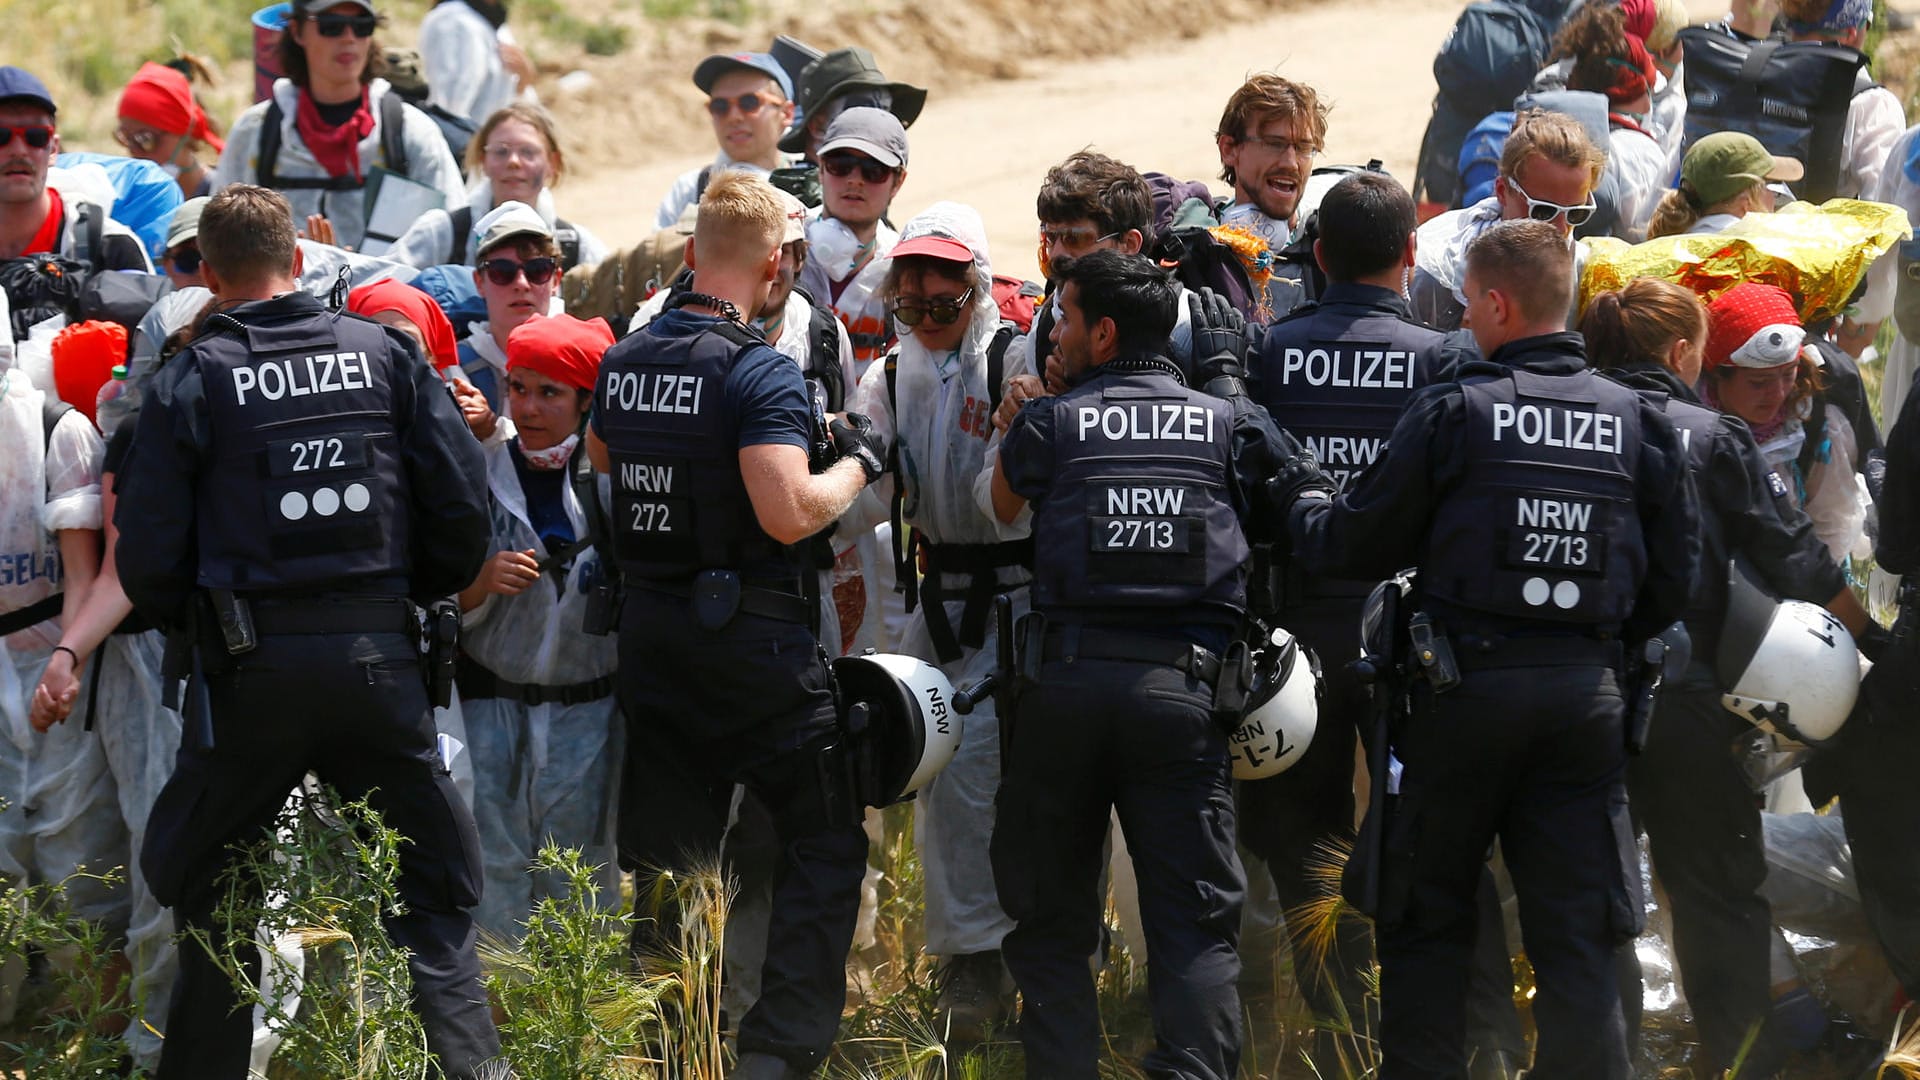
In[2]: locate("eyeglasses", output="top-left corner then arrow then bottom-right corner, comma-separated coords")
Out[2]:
1039,225 -> 1120,250
0,125 -> 54,150
1240,134 -> 1321,159
480,256 -> 559,286
483,142 -> 547,164
1507,176 -> 1596,227
892,288 -> 974,328
312,12 -> 378,38
114,126 -> 163,153
820,153 -> 894,184
167,246 -> 202,274
708,92 -> 771,118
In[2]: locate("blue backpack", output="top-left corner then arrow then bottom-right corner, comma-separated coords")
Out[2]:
1413,0 -> 1574,208
1456,112 -> 1514,208
53,152 -> 183,260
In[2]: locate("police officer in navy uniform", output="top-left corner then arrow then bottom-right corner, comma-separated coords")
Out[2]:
1245,171 -> 1445,1061
1280,219 -> 1699,1078
585,172 -> 885,1079
114,185 -> 502,1079
988,250 -> 1297,1078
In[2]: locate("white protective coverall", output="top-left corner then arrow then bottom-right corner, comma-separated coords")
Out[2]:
418,0 -> 522,128
846,202 -> 1029,958
212,79 -> 467,253
1859,123 -> 1920,432
459,437 -> 621,941
0,373 -> 121,937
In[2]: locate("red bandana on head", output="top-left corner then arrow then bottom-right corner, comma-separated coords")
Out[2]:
348,278 -> 460,369
507,313 -> 614,392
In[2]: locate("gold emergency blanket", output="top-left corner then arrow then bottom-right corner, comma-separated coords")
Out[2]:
1578,199 -> 1912,325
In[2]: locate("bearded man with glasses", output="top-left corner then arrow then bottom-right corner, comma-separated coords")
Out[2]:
653,51 -> 796,231
0,66 -> 152,276
1409,108 -> 1604,334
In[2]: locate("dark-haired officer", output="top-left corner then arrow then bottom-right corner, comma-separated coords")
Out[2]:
115,184 -> 502,1079
988,250 -> 1299,1078
1244,170 -> 1446,1060
1277,219 -> 1699,1078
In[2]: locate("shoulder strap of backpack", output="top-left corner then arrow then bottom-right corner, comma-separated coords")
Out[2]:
1796,398 -> 1831,481
66,200 -> 103,267
881,345 -> 916,613
694,165 -> 714,202
449,205 -> 473,263
42,398 -> 73,453
378,91 -> 410,178
987,321 -> 1013,402
258,99 -> 284,187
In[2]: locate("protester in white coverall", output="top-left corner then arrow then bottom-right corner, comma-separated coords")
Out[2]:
454,313 -> 620,942
845,202 -> 1027,1040
0,362 -> 120,1010
418,0 -> 526,129
28,321 -> 184,1071
1862,123 -> 1920,431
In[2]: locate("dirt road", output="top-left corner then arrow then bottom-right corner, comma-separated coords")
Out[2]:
566,0 -> 1464,280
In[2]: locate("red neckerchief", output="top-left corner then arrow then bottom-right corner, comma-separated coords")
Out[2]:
25,186 -> 63,255
1608,112 -> 1652,138
294,88 -> 376,181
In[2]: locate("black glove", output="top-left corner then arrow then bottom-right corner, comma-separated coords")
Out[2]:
1188,287 -> 1251,396
1267,452 -> 1336,511
831,412 -> 887,484
1858,620 -> 1893,665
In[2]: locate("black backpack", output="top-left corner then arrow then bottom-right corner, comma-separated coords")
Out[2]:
1412,0 -> 1567,208
257,92 -> 411,191
1142,173 -> 1263,319
448,204 -> 585,269
1,256 -> 92,341
1679,26 -> 1874,204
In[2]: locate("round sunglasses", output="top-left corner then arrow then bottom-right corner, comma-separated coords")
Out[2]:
892,288 -> 974,328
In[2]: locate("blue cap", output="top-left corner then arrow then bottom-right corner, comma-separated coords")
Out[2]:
692,52 -> 793,101
0,66 -> 55,117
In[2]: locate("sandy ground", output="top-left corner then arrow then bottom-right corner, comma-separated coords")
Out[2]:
563,0 -> 1465,281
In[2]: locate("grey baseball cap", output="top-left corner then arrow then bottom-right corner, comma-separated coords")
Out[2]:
817,106 -> 909,168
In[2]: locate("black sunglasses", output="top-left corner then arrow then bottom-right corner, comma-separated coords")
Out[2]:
0,125 -> 54,150
707,92 -> 769,118
893,288 -> 973,328
481,256 -> 559,287
168,246 -> 202,273
312,12 -> 378,37
821,153 -> 894,184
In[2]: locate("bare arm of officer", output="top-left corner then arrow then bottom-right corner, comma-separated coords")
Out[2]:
741,445 -> 868,545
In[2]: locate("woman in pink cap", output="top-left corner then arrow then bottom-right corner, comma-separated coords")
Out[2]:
1704,282 -> 1867,560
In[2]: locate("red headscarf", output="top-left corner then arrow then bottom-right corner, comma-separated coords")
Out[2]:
349,278 -> 459,369
1706,283 -> 1806,370
117,62 -> 224,153
51,320 -> 129,426
1604,34 -> 1658,107
1619,0 -> 1657,42
507,314 -> 614,392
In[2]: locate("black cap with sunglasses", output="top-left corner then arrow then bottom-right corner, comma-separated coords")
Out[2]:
295,0 -> 379,38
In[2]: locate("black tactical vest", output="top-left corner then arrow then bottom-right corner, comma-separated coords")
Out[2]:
1653,391 -> 1719,475
192,300 -> 409,591
1257,294 -> 1441,490
595,316 -> 787,581
1424,368 -> 1646,625
1030,364 -> 1248,622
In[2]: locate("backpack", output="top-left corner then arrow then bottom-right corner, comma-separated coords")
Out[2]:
1142,173 -> 1262,318
1456,112 -> 1514,208
801,295 -> 847,411
560,226 -> 689,336
1412,0 -> 1561,209
448,205 -> 585,269
1,256 -> 92,341
257,91 -> 411,191
1271,162 -> 1391,306
991,274 -> 1043,334
1678,26 -> 1875,204
417,101 -> 477,171
78,271 -> 168,331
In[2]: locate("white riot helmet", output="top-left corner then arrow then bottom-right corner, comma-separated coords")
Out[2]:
1716,562 -> 1860,746
1229,627 -> 1322,779
830,653 -> 962,805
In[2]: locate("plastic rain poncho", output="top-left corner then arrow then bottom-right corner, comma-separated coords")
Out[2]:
846,202 -> 1028,956
458,439 -> 620,941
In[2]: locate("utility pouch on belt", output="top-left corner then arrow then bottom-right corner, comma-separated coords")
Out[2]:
1247,543 -> 1282,619
427,600 -> 460,710
1408,612 -> 1460,692
1626,637 -> 1667,756
691,569 -> 742,631
210,589 -> 257,656
582,577 -> 621,636
1212,638 -> 1254,730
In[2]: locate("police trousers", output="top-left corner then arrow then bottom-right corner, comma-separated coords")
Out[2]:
992,658 -> 1244,1079
614,599 -> 866,1072
1236,607 -> 1374,1042
141,631 -> 499,1080
1377,662 -> 1638,1080
1627,664 -> 1784,1071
